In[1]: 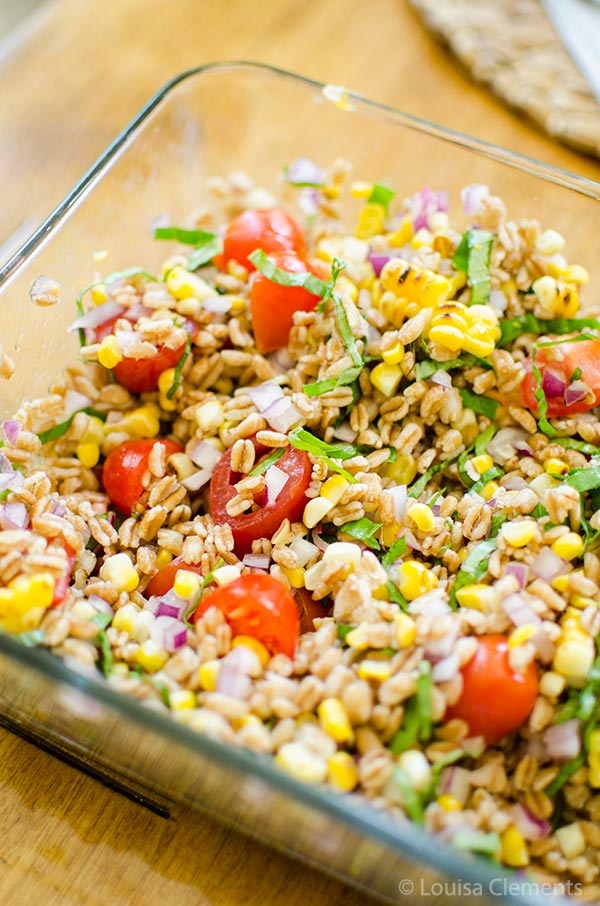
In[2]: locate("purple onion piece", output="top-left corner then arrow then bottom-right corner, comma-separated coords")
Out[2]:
247,380 -> 284,413
530,547 -> 569,581
542,368 -> 566,400
0,502 -> 29,530
506,562 -> 528,590
68,299 -> 124,332
285,157 -> 325,187
502,592 -> 542,628
368,251 -> 392,277
411,186 -> 449,230
564,380 -> 591,407
543,719 -> 581,761
460,184 -> 490,216
508,804 -> 551,841
2,420 -> 20,445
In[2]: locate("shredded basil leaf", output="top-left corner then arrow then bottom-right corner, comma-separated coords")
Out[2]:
451,830 -> 500,856
336,623 -> 355,644
304,364 -> 363,397
416,659 -> 433,742
554,437 -> 600,456
390,698 -> 421,754
459,388 -> 499,420
37,406 -> 107,445
566,465 -> 600,493
183,558 -> 224,628
391,766 -> 424,823
382,536 -> 408,569
249,249 -> 331,298
545,753 -> 586,796
368,182 -> 395,213
154,226 -> 217,246
13,629 -> 46,647
449,538 -> 497,609
188,238 -> 223,270
95,630 -> 113,677
89,612 -> 112,631
416,354 -> 493,382
166,332 -> 192,400
499,313 -> 600,347
531,346 -> 559,436
248,448 -> 285,477
470,466 -> 502,496
452,229 -> 494,305
333,296 -> 363,368
287,428 -> 362,461
408,449 -> 463,499
475,425 -> 496,457
385,580 -> 409,611
570,366 -> 583,382
339,517 -> 382,550
530,503 -> 548,519
490,513 -> 508,536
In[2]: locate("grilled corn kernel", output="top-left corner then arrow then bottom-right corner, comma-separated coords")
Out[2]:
501,826 -> 529,867
500,520 -> 537,548
454,584 -> 499,612
167,266 -> 212,301
508,624 -> 538,649
322,542 -> 362,567
173,569 -> 202,600
406,502 -> 435,533
198,660 -> 220,691
123,406 -> 161,439
303,496 -> 334,529
398,750 -> 432,791
551,532 -> 584,561
370,362 -> 403,397
231,635 -> 270,668
356,203 -> 386,240
551,574 -> 570,593
156,548 -> 173,570
76,441 -> 100,468
381,341 -> 404,365
99,553 -> 139,593
471,454 -> 493,475
394,612 -> 417,648
437,795 -> 462,812
327,751 -> 358,792
158,368 -> 176,397
383,453 -> 417,485
532,275 -> 579,318
380,258 -> 449,307
544,457 -> 569,477
281,566 -> 305,589
212,565 -> 241,587
135,640 -> 169,673
318,698 -> 354,744
480,480 -> 499,502
388,217 -> 413,247
397,560 -> 438,601
275,742 -> 328,785
357,659 -> 393,682
320,475 -> 349,505
555,823 -> 586,860
98,335 -> 123,369
112,604 -> 138,635
195,399 -> 224,433
428,323 -> 464,353
170,689 -> 197,710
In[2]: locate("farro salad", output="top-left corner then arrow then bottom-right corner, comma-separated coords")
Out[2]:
3,159 -> 600,894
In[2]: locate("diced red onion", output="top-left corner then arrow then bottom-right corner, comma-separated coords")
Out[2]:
514,440 -> 533,456
431,653 -> 460,683
242,553 -> 271,570
404,528 -> 421,552
247,381 -> 284,413
461,183 -> 490,216
264,464 -> 289,504
439,765 -> 471,803
311,529 -> 329,552
502,476 -> 530,491
156,599 -> 181,619
332,421 -> 358,443
290,537 -> 319,567
285,157 -> 325,187
188,441 -> 222,473
530,547 -> 569,582
69,299 -> 124,332
431,502 -> 442,516
487,427 -> 531,465
298,187 -> 320,218
543,719 -> 581,761
216,657 -> 251,699
386,485 -> 407,520
2,420 -> 20,445
530,628 -> 555,662
0,452 -> 14,473
269,347 -> 294,372
262,397 -> 301,433
124,303 -> 151,322
52,501 -> 67,517
202,296 -> 232,314
431,370 -> 451,388
62,390 -> 93,420
502,593 -> 542,628
506,562 -> 528,590
542,368 -> 565,400
225,644 -> 262,676
181,469 -> 212,492
424,622 -> 460,659
411,186 -> 449,230
87,595 -> 114,617
508,804 -> 551,841
408,591 -> 451,617
0,502 -> 29,530
145,589 -> 184,618
368,251 -> 393,277
565,380 -> 591,407
0,471 -> 23,492
489,288 -> 508,314
163,619 -> 188,652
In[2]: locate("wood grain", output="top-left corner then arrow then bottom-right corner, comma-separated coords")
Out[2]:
1,1 -> 599,904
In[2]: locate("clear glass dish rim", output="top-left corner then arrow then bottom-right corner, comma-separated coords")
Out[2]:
0,60 -> 596,899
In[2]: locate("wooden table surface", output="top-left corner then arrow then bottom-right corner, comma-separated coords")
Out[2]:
1,1 -> 600,904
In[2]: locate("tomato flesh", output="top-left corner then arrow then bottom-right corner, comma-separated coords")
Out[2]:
214,208 -> 305,272
295,587 -> 330,634
145,555 -> 205,598
193,573 -> 299,657
51,543 -> 76,607
521,338 -> 600,417
102,438 -> 183,516
250,251 -> 321,353
210,444 -> 312,556
445,634 -> 538,744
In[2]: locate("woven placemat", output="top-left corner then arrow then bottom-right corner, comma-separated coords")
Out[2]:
408,0 -> 600,158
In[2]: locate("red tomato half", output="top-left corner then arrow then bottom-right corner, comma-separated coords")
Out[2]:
51,543 -> 76,607
193,573 -> 300,657
251,251 -> 321,353
521,338 -> 600,418
102,438 -> 183,516
445,634 -> 538,745
210,444 -> 312,556
214,208 -> 305,272
145,555 -> 205,598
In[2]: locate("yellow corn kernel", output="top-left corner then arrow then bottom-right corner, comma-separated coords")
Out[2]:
76,442 -> 100,468
555,823 -> 586,860
588,728 -> 600,756
589,752 -> 600,788
553,622 -> 595,687
344,625 -> 370,650
370,362 -> 403,397
381,522 -> 402,548
381,341 -> 404,365
551,532 -> 584,561
358,659 -> 393,682
98,335 -> 123,369
281,566 -> 305,589
544,457 -> 569,478
159,391 -> 177,413
123,406 -> 161,439
480,480 -> 499,502
169,689 -> 196,710
508,624 -> 538,649
539,671 -> 565,699
195,399 -> 224,433
501,826 -> 529,868
571,595 -> 598,610
168,452 -> 196,481
91,284 -> 109,305
135,640 -> 169,673
320,475 -> 349,505
455,584 -> 499,613
471,454 -> 493,475
82,416 -> 105,446
198,660 -> 220,691
350,180 -> 373,198
380,258 -> 449,308
532,275 -> 579,318
327,751 -> 358,792
231,635 -> 270,668
535,229 -> 565,257
318,698 -> 354,744
411,228 -> 433,249
356,203 -> 386,240
428,323 -> 464,353
173,569 -> 202,600
437,794 -> 462,812
388,217 -> 414,247
461,331 -> 496,358
394,612 -> 417,648
156,548 -> 173,570
275,742 -> 328,785
552,574 -> 569,593
335,276 -> 358,302
158,368 -> 176,397
397,560 -> 438,601
432,233 -> 453,258
448,271 -> 467,297
383,453 -> 417,485
500,520 -> 537,548
167,265 -> 213,301
303,496 -> 334,529
406,502 -> 435,533
112,604 -> 138,635
565,264 -> 589,285
99,553 -> 139,593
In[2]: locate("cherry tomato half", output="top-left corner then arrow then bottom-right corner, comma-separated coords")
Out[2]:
102,438 -> 183,516
214,208 -> 305,272
193,573 -> 300,657
295,587 -> 330,634
521,338 -> 600,418
445,634 -> 538,745
51,543 -> 76,608
251,251 -> 321,353
95,316 -> 196,395
145,555 -> 205,598
210,444 -> 312,556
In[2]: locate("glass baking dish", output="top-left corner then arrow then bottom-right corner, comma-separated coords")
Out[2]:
1,61 -> 599,905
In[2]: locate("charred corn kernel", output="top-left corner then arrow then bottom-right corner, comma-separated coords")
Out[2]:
98,335 -> 123,369
471,454 -> 493,475
275,742 -> 328,784
322,542 -> 362,567
397,560 -> 438,601
212,564 -> 241,587
318,698 -> 354,743
437,795 -> 462,812
380,258 -> 449,307
112,604 -> 138,635
406,502 -> 435,532
231,635 -> 270,668
344,625 -> 370,650
565,264 -> 589,285
91,283 -> 109,305
281,566 -> 305,589
388,217 -> 414,247
370,362 -> 403,397
350,180 -> 373,198
356,203 -> 386,239
156,548 -> 173,570
545,457 -> 569,477
167,265 -> 213,301
100,553 -> 139,593
394,612 -> 417,648
588,730 -> 600,787
383,453 -> 417,485
532,275 -> 579,318
168,452 -> 196,481
432,232 -> 453,258
556,823 -> 586,860
123,406 -> 161,438
551,573 -> 569,593
381,341 -> 404,365
135,640 -> 169,673
501,826 -> 529,867
481,480 -> 499,502
170,689 -> 196,710
198,660 -> 220,691
381,522 -> 402,548
535,229 -> 565,256
500,520 -> 536,548
551,532 -> 584,561
158,368 -> 176,397
358,659 -> 393,681
303,496 -> 334,529
533,275 -> 556,310
320,475 -> 349,505
428,324 -> 464,353
455,584 -> 499,613
508,624 -> 538,649
327,751 -> 358,792
195,399 -> 224,433
553,618 -> 595,687
378,291 -> 409,327
173,569 -> 201,600
398,750 -> 432,791
82,416 -> 105,446
76,442 -> 100,468
539,671 -> 565,699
